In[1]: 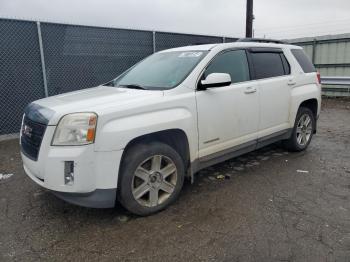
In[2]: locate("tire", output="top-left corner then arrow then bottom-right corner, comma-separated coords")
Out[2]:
117,141 -> 185,216
283,107 -> 315,152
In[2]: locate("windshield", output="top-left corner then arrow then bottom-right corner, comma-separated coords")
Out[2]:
108,51 -> 208,90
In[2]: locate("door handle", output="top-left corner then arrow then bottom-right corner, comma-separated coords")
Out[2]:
288,80 -> 296,86
244,86 -> 257,94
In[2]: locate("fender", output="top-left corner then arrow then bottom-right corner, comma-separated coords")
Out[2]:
94,107 -> 198,161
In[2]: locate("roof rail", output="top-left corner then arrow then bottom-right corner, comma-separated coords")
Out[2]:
236,38 -> 286,44
191,42 -> 209,45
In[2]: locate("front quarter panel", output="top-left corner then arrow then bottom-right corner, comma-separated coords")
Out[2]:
94,89 -> 198,161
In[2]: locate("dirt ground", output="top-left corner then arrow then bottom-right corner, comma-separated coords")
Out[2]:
0,98 -> 350,262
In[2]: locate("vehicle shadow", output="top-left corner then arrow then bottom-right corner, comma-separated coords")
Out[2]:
34,142 -> 291,225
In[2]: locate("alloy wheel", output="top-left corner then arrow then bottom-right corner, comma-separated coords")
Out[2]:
296,114 -> 313,146
131,155 -> 177,207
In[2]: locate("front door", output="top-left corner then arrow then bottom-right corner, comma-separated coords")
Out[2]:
196,49 -> 259,158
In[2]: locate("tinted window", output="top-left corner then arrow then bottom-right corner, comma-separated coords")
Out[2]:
251,52 -> 286,79
205,50 -> 250,84
291,49 -> 316,73
280,54 -> 291,74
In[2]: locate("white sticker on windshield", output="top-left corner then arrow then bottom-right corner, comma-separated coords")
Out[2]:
178,52 -> 203,58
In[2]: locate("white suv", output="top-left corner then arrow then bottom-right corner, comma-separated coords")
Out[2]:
20,39 -> 321,215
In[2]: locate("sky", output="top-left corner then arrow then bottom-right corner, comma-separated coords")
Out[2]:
0,0 -> 350,39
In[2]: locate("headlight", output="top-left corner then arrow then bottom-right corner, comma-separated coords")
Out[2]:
52,113 -> 97,146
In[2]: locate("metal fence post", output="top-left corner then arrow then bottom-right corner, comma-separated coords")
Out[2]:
153,31 -> 156,53
223,37 -> 226,43
36,21 -> 49,97
312,38 -> 317,65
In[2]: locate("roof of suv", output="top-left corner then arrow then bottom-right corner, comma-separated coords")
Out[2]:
160,42 -> 301,53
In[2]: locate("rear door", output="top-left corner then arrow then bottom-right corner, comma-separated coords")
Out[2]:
248,48 -> 292,137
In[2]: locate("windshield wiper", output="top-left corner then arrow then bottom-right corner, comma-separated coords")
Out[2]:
118,84 -> 147,90
103,81 -> 115,87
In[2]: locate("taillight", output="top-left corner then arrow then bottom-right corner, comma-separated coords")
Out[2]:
316,71 -> 321,84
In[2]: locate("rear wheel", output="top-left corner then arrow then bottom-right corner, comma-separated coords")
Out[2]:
118,142 -> 185,216
283,107 -> 315,151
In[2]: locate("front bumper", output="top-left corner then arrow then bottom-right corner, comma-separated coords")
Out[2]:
21,125 -> 123,208
52,189 -> 117,208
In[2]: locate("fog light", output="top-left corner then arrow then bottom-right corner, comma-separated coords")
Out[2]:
64,161 -> 74,185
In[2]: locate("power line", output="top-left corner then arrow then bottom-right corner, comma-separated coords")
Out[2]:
256,28 -> 350,39
255,18 -> 350,31
256,19 -> 350,31
256,25 -> 350,36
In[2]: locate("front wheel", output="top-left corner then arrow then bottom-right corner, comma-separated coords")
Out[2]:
118,142 -> 185,216
283,107 -> 315,151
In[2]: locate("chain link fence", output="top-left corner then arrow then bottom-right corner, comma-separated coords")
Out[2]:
0,19 -> 45,136
41,23 -> 155,96
0,18 -> 237,135
155,32 -> 223,51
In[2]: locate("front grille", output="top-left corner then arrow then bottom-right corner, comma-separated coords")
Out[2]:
21,116 -> 47,161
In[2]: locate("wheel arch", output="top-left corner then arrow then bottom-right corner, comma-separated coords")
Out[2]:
290,85 -> 320,132
299,98 -> 318,119
120,129 -> 191,178
298,98 -> 318,133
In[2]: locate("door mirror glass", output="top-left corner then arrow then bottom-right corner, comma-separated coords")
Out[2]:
200,73 -> 231,89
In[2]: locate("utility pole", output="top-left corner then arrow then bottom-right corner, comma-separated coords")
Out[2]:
245,0 -> 253,38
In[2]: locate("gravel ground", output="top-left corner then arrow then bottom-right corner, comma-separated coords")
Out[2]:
0,98 -> 350,262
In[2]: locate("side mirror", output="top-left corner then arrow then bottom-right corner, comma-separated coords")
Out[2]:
199,73 -> 231,90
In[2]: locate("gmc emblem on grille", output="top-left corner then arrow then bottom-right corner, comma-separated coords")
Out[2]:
23,125 -> 32,138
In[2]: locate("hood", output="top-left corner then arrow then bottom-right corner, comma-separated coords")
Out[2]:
28,86 -> 164,125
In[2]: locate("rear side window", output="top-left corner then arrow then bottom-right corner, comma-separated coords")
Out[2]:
250,52 -> 288,79
280,54 -> 291,75
291,49 -> 316,73
204,50 -> 250,84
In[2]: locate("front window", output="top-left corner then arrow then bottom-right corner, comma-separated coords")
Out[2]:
204,50 -> 250,84
107,51 -> 208,90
